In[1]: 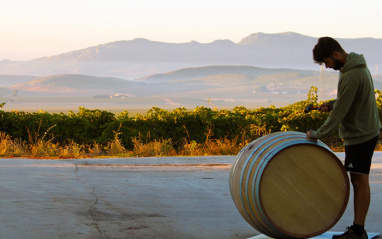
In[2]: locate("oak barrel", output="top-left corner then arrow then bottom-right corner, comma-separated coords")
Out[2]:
229,131 -> 349,238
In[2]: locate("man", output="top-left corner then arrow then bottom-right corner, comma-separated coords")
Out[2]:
306,37 -> 380,239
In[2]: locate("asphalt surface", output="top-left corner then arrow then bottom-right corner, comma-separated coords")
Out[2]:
0,153 -> 381,239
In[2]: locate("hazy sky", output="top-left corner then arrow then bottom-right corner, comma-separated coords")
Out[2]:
1,0 -> 382,61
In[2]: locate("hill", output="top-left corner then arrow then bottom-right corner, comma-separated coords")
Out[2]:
0,32 -> 381,79
0,75 -> 39,87
137,65 -> 317,83
6,74 -> 148,97
0,66 -> 345,112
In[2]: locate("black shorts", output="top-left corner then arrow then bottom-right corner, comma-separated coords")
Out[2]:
344,134 -> 379,175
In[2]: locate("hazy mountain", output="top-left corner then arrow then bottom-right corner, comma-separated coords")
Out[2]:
12,74 -> 139,89
0,32 -> 381,79
0,75 -> 39,87
6,74 -> 148,97
137,65 -> 318,83
1,66 -> 346,112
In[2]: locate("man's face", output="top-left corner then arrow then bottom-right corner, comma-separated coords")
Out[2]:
323,57 -> 343,71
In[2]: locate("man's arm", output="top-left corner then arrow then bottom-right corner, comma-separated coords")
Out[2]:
308,78 -> 359,139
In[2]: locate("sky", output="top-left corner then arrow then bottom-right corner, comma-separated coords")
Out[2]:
1,0 -> 382,61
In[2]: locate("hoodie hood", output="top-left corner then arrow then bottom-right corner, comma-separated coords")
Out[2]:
341,52 -> 367,73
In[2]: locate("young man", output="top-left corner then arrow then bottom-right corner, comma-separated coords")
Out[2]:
306,37 -> 380,239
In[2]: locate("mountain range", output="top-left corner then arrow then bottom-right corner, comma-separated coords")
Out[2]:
0,32 -> 381,112
0,32 -> 381,79
0,66 -> 342,112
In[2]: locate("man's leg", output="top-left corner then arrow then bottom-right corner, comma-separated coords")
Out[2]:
333,173 -> 370,239
333,134 -> 378,239
350,173 -> 370,226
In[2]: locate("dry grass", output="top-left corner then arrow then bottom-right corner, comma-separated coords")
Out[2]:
376,142 -> 382,151
132,138 -> 177,157
1,130 -> 379,159
0,132 -> 27,157
0,131 -> 245,158
178,138 -> 246,156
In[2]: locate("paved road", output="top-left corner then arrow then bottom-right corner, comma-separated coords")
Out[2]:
0,153 -> 381,239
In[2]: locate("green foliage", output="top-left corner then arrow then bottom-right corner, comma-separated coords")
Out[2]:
375,89 -> 382,121
277,86 -> 335,144
1,86 -> 381,153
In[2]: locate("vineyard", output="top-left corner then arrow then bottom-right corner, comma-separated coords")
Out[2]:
1,87 -> 382,158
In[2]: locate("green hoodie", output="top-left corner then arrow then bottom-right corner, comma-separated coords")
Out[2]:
311,52 -> 381,145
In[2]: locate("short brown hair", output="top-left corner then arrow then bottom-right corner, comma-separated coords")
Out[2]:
312,37 -> 345,64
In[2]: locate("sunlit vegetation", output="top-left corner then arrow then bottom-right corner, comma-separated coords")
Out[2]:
1,87 -> 382,158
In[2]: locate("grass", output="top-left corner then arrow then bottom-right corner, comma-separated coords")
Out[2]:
0,131 -> 246,159
1,130 -> 381,159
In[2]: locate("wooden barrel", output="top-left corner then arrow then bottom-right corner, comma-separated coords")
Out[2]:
229,131 -> 349,238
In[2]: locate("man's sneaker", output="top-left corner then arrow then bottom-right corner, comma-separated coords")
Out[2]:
332,226 -> 368,239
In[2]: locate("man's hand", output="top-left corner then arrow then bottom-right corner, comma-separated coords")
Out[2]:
306,130 -> 317,142
318,102 -> 332,112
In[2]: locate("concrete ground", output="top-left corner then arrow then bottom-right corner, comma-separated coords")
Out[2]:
0,152 -> 381,239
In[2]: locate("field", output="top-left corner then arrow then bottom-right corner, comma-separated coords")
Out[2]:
1,91 -> 308,116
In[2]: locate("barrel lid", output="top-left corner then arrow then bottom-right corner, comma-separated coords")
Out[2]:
258,143 -> 349,238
